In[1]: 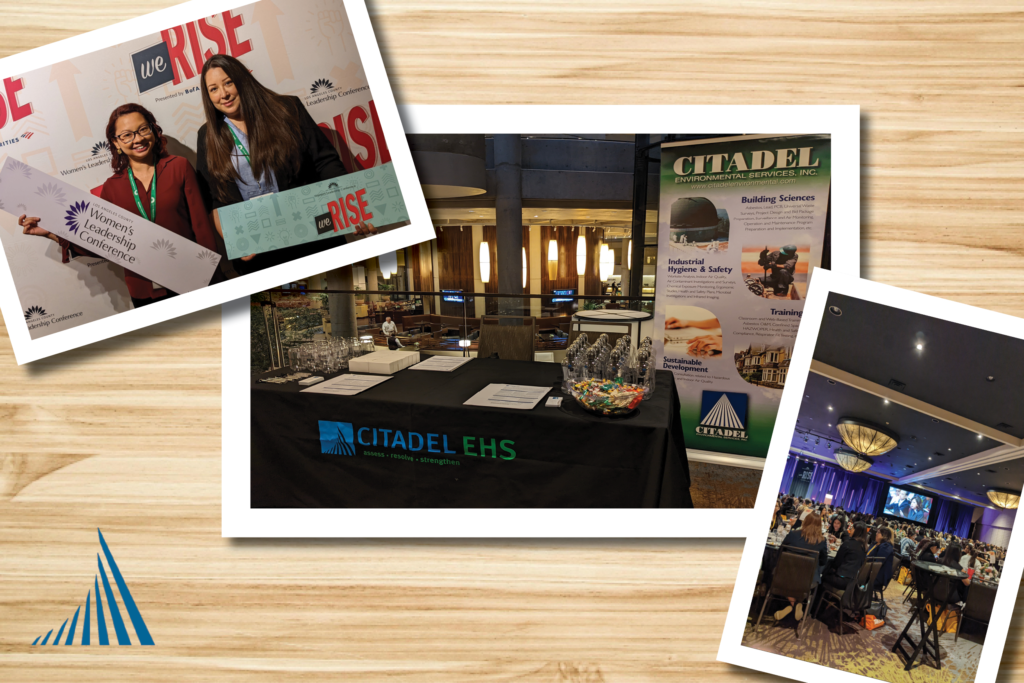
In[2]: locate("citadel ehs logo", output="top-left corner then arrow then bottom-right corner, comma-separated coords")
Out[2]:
65,200 -> 90,234
318,420 -> 517,463
696,391 -> 749,441
30,529 -> 154,646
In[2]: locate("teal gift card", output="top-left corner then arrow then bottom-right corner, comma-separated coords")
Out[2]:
217,161 -> 406,260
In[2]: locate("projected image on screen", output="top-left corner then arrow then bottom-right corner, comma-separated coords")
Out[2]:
882,486 -> 935,524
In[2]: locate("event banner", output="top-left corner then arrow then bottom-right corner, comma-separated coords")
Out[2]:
217,161 -> 406,259
653,134 -> 831,460
0,158 -> 220,293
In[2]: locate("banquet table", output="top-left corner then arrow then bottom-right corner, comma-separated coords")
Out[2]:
250,358 -> 692,508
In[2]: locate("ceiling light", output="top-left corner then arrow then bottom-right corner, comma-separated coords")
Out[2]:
836,417 -> 899,457
828,306 -> 842,316
884,399 -> 889,404
987,489 -> 1020,509
835,449 -> 872,473
987,376 -> 995,382
828,406 -> 833,411
827,379 -> 837,385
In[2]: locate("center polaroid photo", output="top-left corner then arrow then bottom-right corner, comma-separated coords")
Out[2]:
718,268 -> 1024,683
222,105 -> 860,537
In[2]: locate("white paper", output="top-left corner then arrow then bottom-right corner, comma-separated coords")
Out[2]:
408,356 -> 473,372
463,383 -> 551,410
300,373 -> 392,396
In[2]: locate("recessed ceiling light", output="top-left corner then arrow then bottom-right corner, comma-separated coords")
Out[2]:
828,306 -> 842,316
827,379 -> 837,385
987,376 -> 995,382
948,448 -> 952,451
978,434 -> 983,439
932,419 -> 939,423
916,343 -> 923,350
929,457 -> 932,460
828,406 -> 833,411
884,399 -> 889,404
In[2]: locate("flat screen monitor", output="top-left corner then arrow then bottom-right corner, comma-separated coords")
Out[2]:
882,486 -> 935,524
551,289 -> 575,303
442,289 -> 464,303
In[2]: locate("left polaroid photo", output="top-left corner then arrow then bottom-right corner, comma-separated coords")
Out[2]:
0,0 -> 432,364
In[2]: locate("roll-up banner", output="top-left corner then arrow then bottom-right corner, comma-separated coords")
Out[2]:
653,134 -> 831,464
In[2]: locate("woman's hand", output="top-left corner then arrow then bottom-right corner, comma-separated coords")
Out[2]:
19,214 -> 57,242
354,220 -> 377,236
241,253 -> 257,262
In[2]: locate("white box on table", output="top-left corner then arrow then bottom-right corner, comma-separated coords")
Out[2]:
348,349 -> 421,375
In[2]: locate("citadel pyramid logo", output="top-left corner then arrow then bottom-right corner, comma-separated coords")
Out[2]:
319,421 -> 356,456
696,391 -> 749,441
30,529 -> 154,646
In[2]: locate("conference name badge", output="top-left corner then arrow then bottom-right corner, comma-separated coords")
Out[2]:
0,158 -> 221,294
215,161 -> 408,260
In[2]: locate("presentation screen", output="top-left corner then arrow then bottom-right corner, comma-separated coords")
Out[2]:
882,486 -> 935,524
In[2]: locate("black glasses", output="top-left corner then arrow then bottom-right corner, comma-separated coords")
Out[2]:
114,125 -> 153,144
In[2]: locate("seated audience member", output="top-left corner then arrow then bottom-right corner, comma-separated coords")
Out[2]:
774,511 -> 829,622
827,515 -> 848,542
936,543 -> 971,604
900,529 -> 918,558
867,527 -> 896,590
918,538 -> 942,564
822,521 -> 869,595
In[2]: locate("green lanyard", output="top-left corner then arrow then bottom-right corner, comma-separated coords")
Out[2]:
227,123 -> 263,193
127,166 -> 157,222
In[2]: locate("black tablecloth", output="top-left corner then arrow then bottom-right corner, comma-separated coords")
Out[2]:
250,358 -> 692,508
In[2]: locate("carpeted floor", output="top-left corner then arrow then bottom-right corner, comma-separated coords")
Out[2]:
688,460 -> 762,508
742,578 -> 986,683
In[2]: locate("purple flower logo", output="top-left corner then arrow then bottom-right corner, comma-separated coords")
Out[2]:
65,201 -> 89,234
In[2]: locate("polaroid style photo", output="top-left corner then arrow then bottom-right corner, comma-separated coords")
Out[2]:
222,105 -> 860,537
718,267 -> 1024,683
0,0 -> 432,364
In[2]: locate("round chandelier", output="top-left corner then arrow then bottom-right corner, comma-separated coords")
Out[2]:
834,448 -> 873,473
836,417 -> 899,457
986,488 -> 1020,510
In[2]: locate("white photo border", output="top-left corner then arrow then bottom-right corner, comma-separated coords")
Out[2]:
0,0 -> 434,364
223,104 -> 861,537
717,267 -> 1024,683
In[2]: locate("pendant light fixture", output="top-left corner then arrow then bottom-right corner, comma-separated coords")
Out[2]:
987,488 -> 1020,509
834,448 -> 873,474
836,417 -> 899,457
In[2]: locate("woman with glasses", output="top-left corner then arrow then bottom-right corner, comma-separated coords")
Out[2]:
195,53 -> 376,276
19,103 -> 219,307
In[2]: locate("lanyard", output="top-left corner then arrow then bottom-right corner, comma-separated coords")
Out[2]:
227,123 -> 263,193
127,166 -> 157,222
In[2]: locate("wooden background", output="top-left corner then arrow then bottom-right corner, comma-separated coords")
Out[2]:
2,1 -> 1024,681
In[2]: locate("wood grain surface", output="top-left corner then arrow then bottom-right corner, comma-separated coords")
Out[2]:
3,1 -> 1024,681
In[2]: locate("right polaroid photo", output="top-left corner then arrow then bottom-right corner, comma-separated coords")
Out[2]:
719,268 -> 1024,683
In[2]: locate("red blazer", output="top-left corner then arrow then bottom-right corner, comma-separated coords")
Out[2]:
61,154 -> 219,299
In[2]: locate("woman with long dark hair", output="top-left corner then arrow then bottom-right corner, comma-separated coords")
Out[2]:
195,53 -> 375,275
20,103 -> 219,306
821,521 -> 868,593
